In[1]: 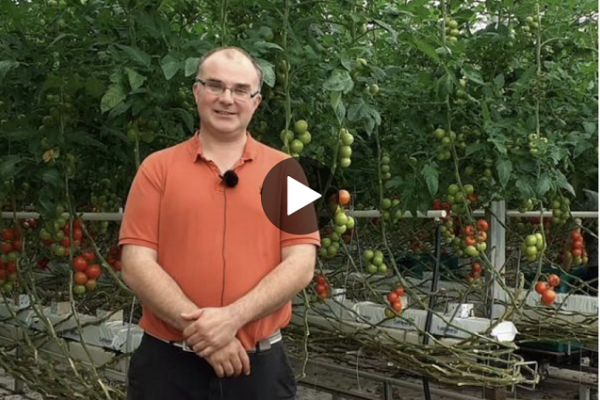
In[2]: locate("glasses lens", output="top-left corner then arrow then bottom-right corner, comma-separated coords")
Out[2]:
205,81 -> 224,94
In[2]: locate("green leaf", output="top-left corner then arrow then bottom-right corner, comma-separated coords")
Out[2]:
330,90 -> 341,110
184,57 -> 201,77
0,155 -> 22,179
125,67 -> 146,91
256,59 -> 275,87
340,54 -> 352,71
555,171 -> 576,196
253,41 -> 284,52
372,19 -> 398,43
465,142 -> 485,156
573,139 -> 589,159
411,39 -> 439,63
422,163 -> 439,197
160,55 -> 181,80
347,99 -> 367,122
117,45 -> 152,68
173,108 -> 195,133
100,81 -> 126,113
495,158 -> 512,187
516,178 -> 535,199
323,69 -> 354,94
40,169 -> 64,189
535,174 -> 552,198
494,73 -> 505,87
583,121 -> 597,135
462,65 -> 484,85
0,60 -> 19,79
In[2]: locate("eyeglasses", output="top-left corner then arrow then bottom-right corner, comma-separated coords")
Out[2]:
195,78 -> 260,102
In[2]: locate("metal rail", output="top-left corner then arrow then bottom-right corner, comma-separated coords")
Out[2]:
292,357 -> 484,400
3,209 -> 597,221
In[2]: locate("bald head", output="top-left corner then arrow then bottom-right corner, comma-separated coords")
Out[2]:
196,46 -> 263,90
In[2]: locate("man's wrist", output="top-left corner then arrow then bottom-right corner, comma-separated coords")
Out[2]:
226,303 -> 249,330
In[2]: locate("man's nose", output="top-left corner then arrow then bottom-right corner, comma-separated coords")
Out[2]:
219,88 -> 234,104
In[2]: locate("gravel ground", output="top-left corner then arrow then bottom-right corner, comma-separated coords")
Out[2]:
0,365 -> 594,400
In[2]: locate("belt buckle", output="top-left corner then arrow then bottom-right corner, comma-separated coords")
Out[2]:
257,338 -> 271,352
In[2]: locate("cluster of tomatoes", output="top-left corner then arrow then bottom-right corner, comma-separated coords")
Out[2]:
362,248 -> 388,274
0,227 -> 22,293
466,262 -> 482,283
106,245 -> 122,272
558,228 -> 588,268
39,214 -> 84,258
380,197 -> 403,223
71,251 -> 102,295
520,232 -> 546,262
384,285 -> 405,317
319,190 -> 354,259
313,274 -> 329,300
534,273 -> 561,305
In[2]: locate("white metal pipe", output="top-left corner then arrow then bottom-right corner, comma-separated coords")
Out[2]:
2,209 -> 597,221
1,211 -> 123,221
347,210 -> 447,219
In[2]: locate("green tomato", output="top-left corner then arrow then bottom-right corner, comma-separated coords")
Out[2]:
339,145 -> 352,158
334,212 -> 348,226
294,120 -> 308,134
290,139 -> 304,154
363,250 -> 374,261
339,157 -> 351,168
298,132 -> 312,145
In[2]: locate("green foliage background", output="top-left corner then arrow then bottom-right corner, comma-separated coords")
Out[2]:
0,0 -> 597,215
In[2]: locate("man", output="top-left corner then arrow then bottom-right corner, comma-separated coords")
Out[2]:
119,46 -> 320,400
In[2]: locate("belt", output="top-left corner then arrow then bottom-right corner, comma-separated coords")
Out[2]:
147,330 -> 282,354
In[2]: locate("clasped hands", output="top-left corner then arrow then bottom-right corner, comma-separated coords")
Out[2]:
181,307 -> 250,378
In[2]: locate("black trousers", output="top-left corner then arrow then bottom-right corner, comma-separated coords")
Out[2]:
127,333 -> 297,400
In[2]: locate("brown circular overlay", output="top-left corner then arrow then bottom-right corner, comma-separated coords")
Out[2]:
261,157 -> 339,235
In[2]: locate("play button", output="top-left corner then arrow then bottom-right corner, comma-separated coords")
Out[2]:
261,156 -> 338,235
287,176 -> 321,216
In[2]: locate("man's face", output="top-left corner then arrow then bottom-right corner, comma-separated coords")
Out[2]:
193,51 -> 262,137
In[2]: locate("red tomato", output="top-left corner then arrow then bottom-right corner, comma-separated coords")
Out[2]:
82,251 -> 95,262
432,199 -> 442,210
85,279 -> 97,291
315,274 -> 326,285
464,236 -> 476,246
541,289 -> 556,305
547,274 -> 561,288
85,264 -> 101,280
60,237 -> 70,248
570,230 -> 582,242
73,219 -> 83,229
394,286 -> 405,296
472,263 -> 481,273
571,240 -> 584,251
74,271 -> 88,285
315,284 -> 327,295
0,229 -> 14,241
463,225 -> 475,236
391,301 -> 402,312
11,240 -> 22,252
535,281 -> 548,294
572,248 -> 582,257
476,231 -> 488,243
5,262 -> 16,273
387,292 -> 398,304
72,256 -> 87,272
0,242 -> 12,254
338,189 -> 351,206
0,270 -> 7,280
112,260 -> 122,271
73,228 -> 83,241
476,219 -> 489,232
467,193 -> 478,203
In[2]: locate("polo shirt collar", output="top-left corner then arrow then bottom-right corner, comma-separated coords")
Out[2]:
189,130 -> 258,162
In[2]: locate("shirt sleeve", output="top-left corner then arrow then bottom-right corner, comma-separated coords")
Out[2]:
119,157 -> 164,250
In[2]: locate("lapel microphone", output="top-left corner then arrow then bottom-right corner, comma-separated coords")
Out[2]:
220,170 -> 239,188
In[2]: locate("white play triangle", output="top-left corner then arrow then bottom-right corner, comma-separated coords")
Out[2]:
287,176 -> 321,216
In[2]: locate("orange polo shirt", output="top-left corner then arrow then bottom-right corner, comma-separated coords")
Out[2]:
118,132 -> 320,349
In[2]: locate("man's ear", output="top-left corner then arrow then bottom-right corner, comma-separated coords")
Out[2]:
253,94 -> 262,110
192,82 -> 201,104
